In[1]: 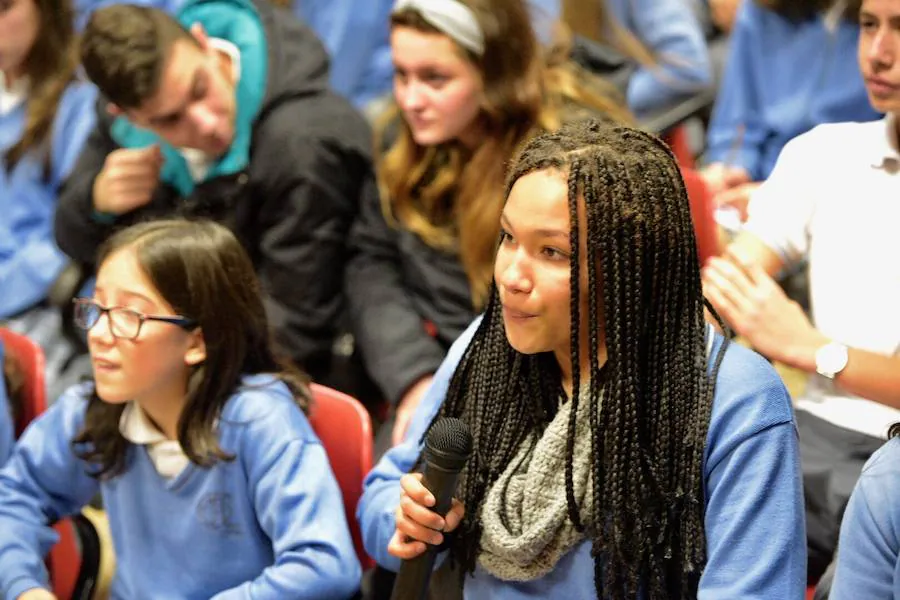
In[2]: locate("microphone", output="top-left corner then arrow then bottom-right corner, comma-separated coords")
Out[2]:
391,417 -> 473,600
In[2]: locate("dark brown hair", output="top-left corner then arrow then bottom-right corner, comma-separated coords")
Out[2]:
755,0 -> 859,21
5,0 -> 79,173
72,219 -> 310,478
379,0 -> 632,309
80,4 -> 195,109
2,350 -> 24,432
426,119 -> 729,598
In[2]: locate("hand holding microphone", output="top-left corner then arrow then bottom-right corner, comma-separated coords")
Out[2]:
389,417 -> 472,600
388,472 -> 466,559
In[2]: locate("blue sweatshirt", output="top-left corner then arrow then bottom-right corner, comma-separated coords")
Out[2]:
0,342 -> 12,466
358,318 -> 807,599
606,0 -> 712,118
0,82 -> 96,318
0,375 -> 361,600
705,1 -> 880,181
295,0 -> 561,108
830,437 -> 900,599
73,0 -> 185,29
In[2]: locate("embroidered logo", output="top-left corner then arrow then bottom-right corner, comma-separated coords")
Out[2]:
196,492 -> 242,536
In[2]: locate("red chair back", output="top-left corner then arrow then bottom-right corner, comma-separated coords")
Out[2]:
307,383 -> 375,571
0,328 -> 81,599
0,328 -> 47,437
663,124 -> 696,169
680,167 -> 720,266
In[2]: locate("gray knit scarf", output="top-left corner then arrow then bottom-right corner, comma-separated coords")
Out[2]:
478,385 -> 600,581
477,329 -> 714,582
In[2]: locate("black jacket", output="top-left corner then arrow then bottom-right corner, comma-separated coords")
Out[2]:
345,180 -> 476,406
55,0 -> 373,377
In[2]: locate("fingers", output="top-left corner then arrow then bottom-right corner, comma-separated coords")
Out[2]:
702,258 -> 755,332
105,148 -> 162,183
105,165 -> 161,184
396,473 -> 444,547
725,247 -> 778,292
714,185 -> 746,208
391,471 -> 467,566
443,498 -> 465,533
396,498 -> 445,546
104,179 -> 157,205
396,473 -> 466,542
722,166 -> 750,187
110,144 -> 162,163
400,472 -> 433,506
387,529 -> 428,561
699,163 -> 728,196
704,258 -> 754,303
703,272 -> 740,331
96,146 -> 163,214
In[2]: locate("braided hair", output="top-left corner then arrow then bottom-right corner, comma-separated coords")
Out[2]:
425,118 -> 729,598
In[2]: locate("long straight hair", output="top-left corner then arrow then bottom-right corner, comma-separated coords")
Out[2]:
5,0 -> 80,175
73,220 -> 310,478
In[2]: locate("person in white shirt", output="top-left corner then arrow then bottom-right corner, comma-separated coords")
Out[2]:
702,0 -> 900,582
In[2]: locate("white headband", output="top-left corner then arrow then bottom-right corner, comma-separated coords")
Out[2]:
392,0 -> 485,56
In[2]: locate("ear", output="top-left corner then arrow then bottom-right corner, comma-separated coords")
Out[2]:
184,329 -> 207,367
106,103 -> 123,117
190,22 -> 210,51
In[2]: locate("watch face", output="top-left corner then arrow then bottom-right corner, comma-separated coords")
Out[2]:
817,343 -> 848,377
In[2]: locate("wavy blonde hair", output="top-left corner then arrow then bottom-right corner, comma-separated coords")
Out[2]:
377,0 -> 633,309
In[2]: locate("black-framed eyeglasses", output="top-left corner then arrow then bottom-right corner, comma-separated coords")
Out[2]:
72,298 -> 198,341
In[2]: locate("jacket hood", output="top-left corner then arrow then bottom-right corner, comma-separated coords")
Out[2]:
110,0 -> 332,194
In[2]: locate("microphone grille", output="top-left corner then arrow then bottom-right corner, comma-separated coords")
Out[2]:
426,417 -> 473,458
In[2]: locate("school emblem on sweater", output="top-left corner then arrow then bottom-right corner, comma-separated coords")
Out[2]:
196,492 -> 242,536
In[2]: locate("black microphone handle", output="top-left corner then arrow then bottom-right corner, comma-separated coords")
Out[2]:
390,462 -> 464,600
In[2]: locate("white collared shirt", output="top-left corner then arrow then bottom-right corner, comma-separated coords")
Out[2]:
744,115 -> 900,438
0,71 -> 28,116
119,402 -> 190,478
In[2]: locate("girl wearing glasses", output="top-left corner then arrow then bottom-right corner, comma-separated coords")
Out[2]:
0,219 -> 361,600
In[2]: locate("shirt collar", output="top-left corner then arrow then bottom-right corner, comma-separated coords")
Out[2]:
0,71 -> 28,116
119,402 -> 169,445
870,114 -> 900,170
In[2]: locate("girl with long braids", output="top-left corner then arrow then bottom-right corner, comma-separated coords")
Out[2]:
344,0 -> 633,448
358,118 -> 806,599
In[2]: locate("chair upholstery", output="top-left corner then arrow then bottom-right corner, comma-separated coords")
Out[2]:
680,166 -> 721,266
308,383 -> 376,571
0,328 -> 87,599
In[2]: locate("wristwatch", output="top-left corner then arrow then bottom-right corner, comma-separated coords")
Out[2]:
815,341 -> 849,379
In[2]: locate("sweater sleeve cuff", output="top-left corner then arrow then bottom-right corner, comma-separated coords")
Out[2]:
6,577 -> 49,600
90,210 -> 117,225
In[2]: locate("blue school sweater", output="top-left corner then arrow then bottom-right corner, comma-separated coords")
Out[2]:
606,0 -> 712,118
705,1 -> 880,181
0,82 -> 96,318
358,318 -> 807,599
0,342 -> 12,466
295,0 -> 561,109
73,0 -> 185,29
0,375 -> 361,600
831,437 -> 900,599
